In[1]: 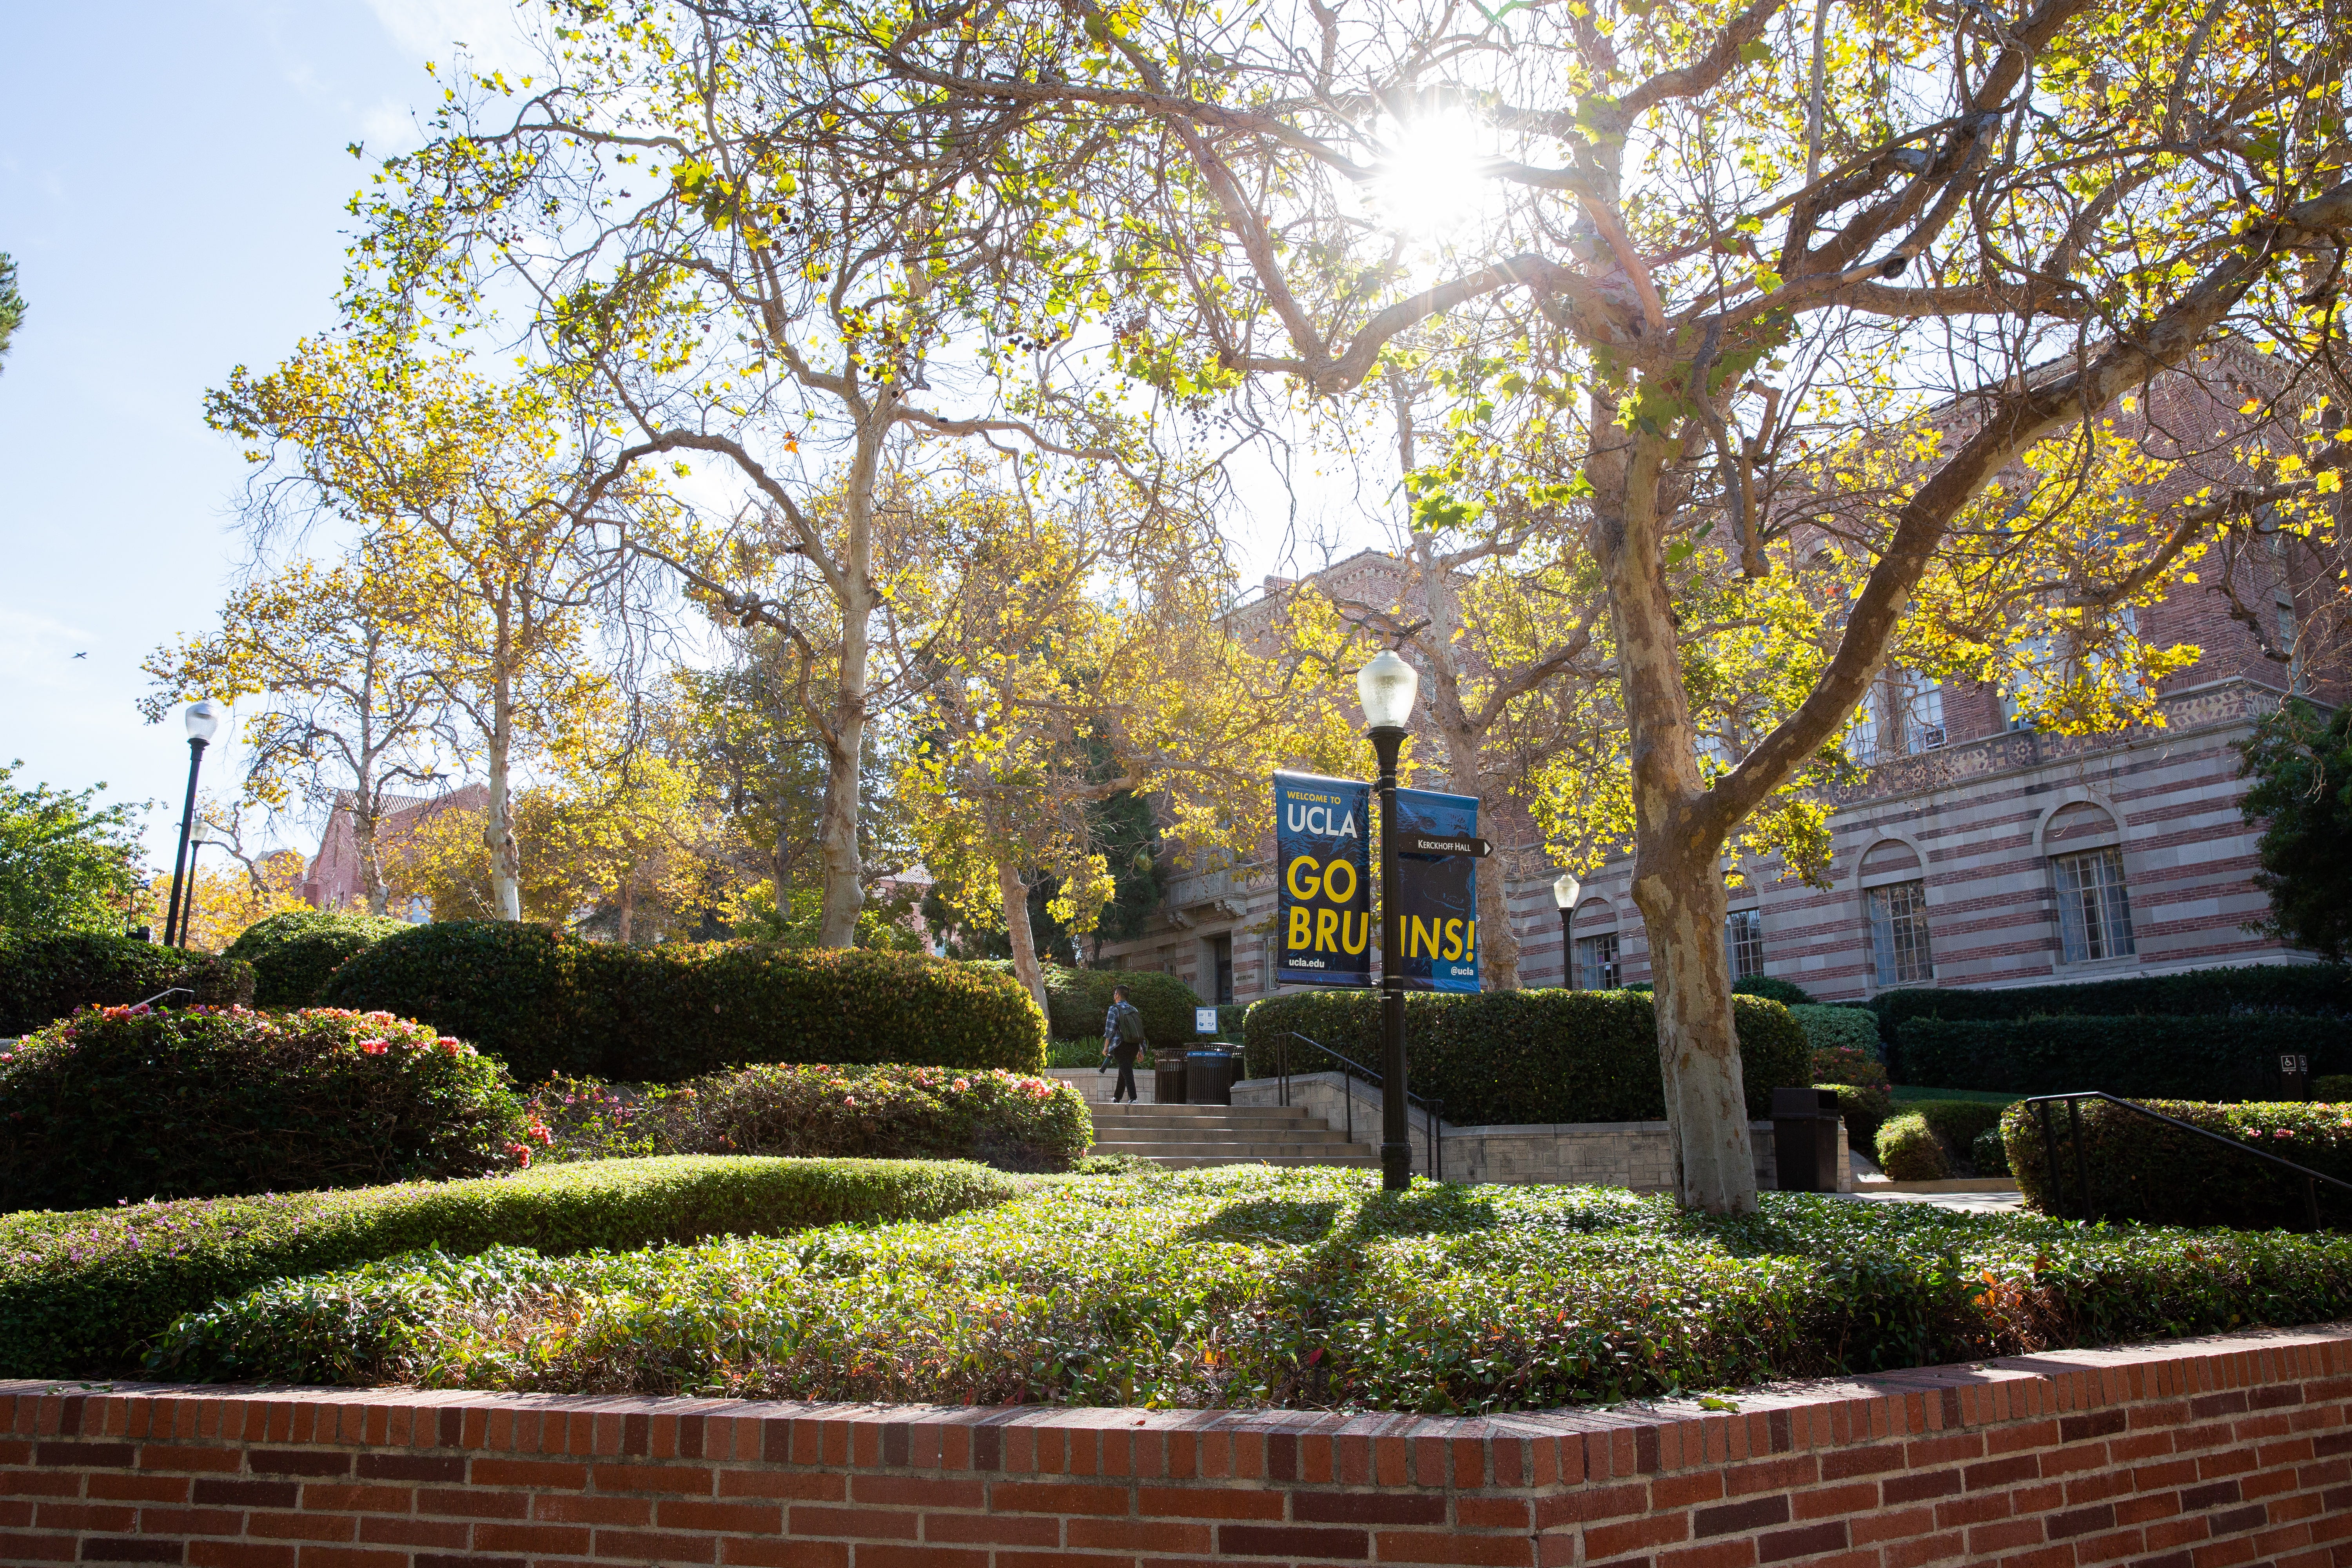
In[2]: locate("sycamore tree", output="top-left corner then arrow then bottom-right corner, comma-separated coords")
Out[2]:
871,0 -> 2352,1210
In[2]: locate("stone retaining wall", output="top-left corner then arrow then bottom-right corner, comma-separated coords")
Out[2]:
5,1325 -> 2351,1566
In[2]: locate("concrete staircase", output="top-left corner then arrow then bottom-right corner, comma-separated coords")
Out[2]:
1086,1101 -> 1379,1169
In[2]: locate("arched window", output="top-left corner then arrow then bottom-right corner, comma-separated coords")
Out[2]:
1573,898 -> 1621,990
1859,839 -> 1933,986
2044,802 -> 2134,962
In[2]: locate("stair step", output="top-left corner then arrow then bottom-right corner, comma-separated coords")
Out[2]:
1142,1153 -> 1382,1169
1092,1141 -> 1370,1158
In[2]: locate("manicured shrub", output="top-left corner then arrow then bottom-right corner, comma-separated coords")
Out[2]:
2002,1098 -> 2352,1228
2317,1074 -> 2352,1101
1733,975 -> 1815,1006
223,910 -> 410,1007
321,921 -> 1046,1082
0,1155 -> 1021,1377
1907,1098 -> 2010,1160
1791,1004 -> 1883,1058
0,931 -> 252,1036
1876,1112 -> 1950,1180
1876,962 -> 2352,1042
1817,1083 -> 1892,1151
0,1006 -> 532,1209
973,962 -> 1203,1048
1241,987 -> 1808,1124
1973,1127 -> 2011,1175
138,1167 -> 2352,1412
1895,1014 -> 2342,1100
660,1065 -> 1091,1171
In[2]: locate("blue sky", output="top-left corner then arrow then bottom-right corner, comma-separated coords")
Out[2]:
0,1 -> 526,863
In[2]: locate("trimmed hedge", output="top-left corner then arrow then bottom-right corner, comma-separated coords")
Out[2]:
223,910 -> 410,1007
0,1155 -> 1022,1378
1895,1014 -> 2344,1100
0,1006 -> 533,1209
530,1065 -> 1093,1172
1733,975 -> 1815,1006
1240,987 -> 1808,1124
974,962 -> 1203,1048
1791,1004 -> 1882,1058
1877,1113 -> 1948,1180
1874,962 -> 2352,1044
2003,1098 -> 2352,1228
0,931 -> 252,1036
1819,1083 -> 1892,1152
320,922 -> 1047,1082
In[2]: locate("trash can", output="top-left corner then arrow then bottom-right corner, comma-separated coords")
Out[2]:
1773,1086 -> 1844,1193
1153,1056 -> 1189,1105
1185,1049 -> 1240,1106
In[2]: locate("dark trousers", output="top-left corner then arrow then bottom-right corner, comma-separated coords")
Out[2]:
1108,1044 -> 1139,1102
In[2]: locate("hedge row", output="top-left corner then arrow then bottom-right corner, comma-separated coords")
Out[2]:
0,1006 -> 532,1209
1240,987 -> 1808,1124
1895,1014 -> 2343,1100
321,922 -> 1046,1081
0,1154 -> 1022,1378
1873,962 -> 2352,1041
0,932 -> 252,1036
2002,1098 -> 2352,1229
972,962 -> 1203,1047
222,910 -> 411,1008
1790,1004 -> 1882,1058
1875,1100 -> 2010,1180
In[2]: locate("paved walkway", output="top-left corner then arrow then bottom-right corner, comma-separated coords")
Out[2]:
1835,1186 -> 2026,1214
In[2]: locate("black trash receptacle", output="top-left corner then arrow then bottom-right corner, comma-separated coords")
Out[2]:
1185,1049 -> 1239,1106
1773,1086 -> 1844,1193
1153,1056 -> 1189,1105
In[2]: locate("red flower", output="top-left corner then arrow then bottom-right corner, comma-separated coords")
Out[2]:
359,1039 -> 389,1055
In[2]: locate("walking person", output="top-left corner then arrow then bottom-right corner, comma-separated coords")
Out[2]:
1101,983 -> 1146,1104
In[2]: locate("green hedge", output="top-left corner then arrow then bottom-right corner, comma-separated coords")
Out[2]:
1818,1083 -> 1892,1151
0,1154 -> 1020,1378
1791,1004 -> 1882,1057
1733,975 -> 1815,1006
1895,1014 -> 2344,1100
1878,1099 -> 2010,1180
0,1006 -> 531,1208
974,962 -> 1202,1047
1876,1113 -> 1948,1180
319,922 -> 1046,1082
1241,987 -> 1807,1124
0,932 -> 252,1036
1875,963 -> 2352,1044
223,910 -> 410,1007
2003,1098 -> 2352,1228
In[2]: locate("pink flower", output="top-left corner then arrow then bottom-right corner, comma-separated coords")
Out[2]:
436,1036 -> 464,1054
359,1039 -> 389,1055
2277,1128 -> 2296,1139
953,1078 -> 970,1092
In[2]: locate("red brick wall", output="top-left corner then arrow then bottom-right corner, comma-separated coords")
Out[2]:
5,1325 -> 2351,1568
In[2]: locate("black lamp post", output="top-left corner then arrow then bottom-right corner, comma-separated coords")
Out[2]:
162,700 -> 221,948
1356,648 -> 1420,1192
1553,871 -> 1581,989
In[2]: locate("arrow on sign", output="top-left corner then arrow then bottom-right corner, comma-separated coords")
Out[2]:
1401,833 -> 1492,858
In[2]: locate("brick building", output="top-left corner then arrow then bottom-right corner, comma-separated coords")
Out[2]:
301,785 -> 488,918
1095,359 -> 2327,1004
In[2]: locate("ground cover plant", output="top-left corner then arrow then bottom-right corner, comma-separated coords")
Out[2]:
0,931 -> 252,1036
2003,1098 -> 2352,1229
142,1165 -> 2352,1413
322,921 -> 1046,1081
529,1065 -> 1092,1171
0,1005 -> 532,1209
223,909 -> 411,1007
0,1155 -> 1020,1377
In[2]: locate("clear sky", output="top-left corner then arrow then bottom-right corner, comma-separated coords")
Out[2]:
0,0 -> 1393,872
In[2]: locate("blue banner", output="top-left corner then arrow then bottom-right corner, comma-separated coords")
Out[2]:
1274,771 -> 1372,987
1394,787 -> 1479,993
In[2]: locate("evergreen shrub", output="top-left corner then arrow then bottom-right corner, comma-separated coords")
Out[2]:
1875,1113 -> 1949,1180
1241,987 -> 1807,1124
2319,1074 -> 2352,1101
223,909 -> 410,1007
320,922 -> 1046,1082
1895,1014 -> 2343,1100
973,961 -> 1203,1047
1809,1037 -> 1893,1149
1818,1083 -> 1891,1152
1733,975 -> 1815,1006
1973,1127 -> 2011,1175
0,1006 -> 532,1209
1875,963 -> 2352,1044
2002,1098 -> 2352,1228
0,931 -> 252,1036
1791,1004 -> 1883,1058
0,1155 -> 1020,1377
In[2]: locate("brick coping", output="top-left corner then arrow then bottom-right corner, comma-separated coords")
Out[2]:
7,1322 -> 2348,1483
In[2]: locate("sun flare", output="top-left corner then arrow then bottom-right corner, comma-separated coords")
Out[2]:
1367,113 -> 1493,238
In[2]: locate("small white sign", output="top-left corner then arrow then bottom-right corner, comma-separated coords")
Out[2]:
1196,1006 -> 1220,1036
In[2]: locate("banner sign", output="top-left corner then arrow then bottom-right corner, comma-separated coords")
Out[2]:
1394,786 -> 1481,993
1274,771 -> 1373,987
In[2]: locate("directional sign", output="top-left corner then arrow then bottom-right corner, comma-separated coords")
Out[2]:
1401,833 -> 1492,858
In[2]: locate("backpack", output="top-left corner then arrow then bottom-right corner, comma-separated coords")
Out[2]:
1112,1001 -> 1145,1045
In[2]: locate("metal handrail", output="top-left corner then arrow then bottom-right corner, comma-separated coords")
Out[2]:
1287,1030 -> 1444,1181
2024,1090 -> 2352,1229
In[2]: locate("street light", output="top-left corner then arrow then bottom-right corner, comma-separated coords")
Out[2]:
1553,871 -> 1581,989
1356,648 -> 1420,1192
162,701 -> 221,948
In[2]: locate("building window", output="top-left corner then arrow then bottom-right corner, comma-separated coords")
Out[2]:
2054,848 -> 2135,963
1726,908 -> 1764,979
1575,931 -> 1621,990
1866,880 -> 1933,986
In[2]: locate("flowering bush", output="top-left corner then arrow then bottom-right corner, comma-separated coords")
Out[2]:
2004,1097 -> 2352,1227
0,1005 -> 532,1209
528,1063 -> 1093,1171
0,930 -> 252,1035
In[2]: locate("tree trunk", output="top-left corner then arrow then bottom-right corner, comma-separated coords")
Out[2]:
485,608 -> 523,922
1631,851 -> 1754,1211
617,877 -> 635,944
815,424 -> 882,947
999,861 -> 1051,1022
353,788 -> 392,916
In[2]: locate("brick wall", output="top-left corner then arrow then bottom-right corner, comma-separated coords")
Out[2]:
5,1325 -> 2352,1566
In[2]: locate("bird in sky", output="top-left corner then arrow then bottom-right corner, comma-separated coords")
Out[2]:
72,652 -> 86,659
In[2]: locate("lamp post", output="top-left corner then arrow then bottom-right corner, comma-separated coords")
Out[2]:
1553,872 -> 1581,989
162,701 -> 221,948
1356,648 -> 1420,1192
